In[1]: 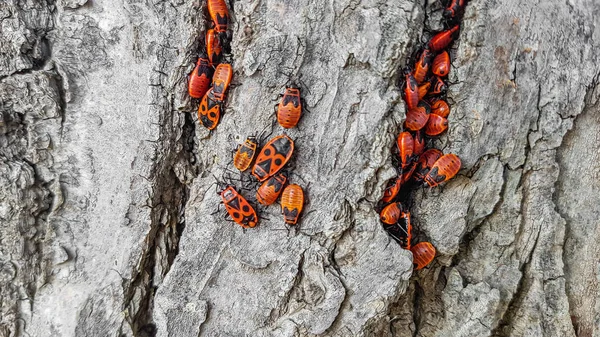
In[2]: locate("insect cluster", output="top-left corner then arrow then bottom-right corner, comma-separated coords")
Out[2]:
187,1 -> 309,229
220,91 -> 307,228
228,130 -> 306,228
378,0 -> 467,270
188,0 -> 233,130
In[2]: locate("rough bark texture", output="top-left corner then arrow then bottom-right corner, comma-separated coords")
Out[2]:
0,0 -> 599,336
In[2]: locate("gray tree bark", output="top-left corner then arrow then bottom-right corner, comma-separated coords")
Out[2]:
0,0 -> 599,336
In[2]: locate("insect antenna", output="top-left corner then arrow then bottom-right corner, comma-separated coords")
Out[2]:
257,122 -> 274,144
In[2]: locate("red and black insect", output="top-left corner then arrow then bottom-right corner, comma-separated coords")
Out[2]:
413,148 -> 443,181
413,48 -> 433,84
381,176 -> 402,203
233,137 -> 259,171
405,101 -> 431,131
198,88 -> 221,130
428,25 -> 460,52
432,51 -> 450,77
396,131 -> 415,170
252,135 -> 294,181
207,0 -> 230,35
429,76 -> 448,96
188,54 -> 214,98
212,63 -> 233,102
411,242 -> 436,270
380,202 -> 406,225
402,69 -> 420,110
281,184 -> 304,225
418,81 -> 431,101
413,130 -> 426,156
443,0 -> 467,21
424,153 -> 461,187
206,28 -> 223,66
430,98 -> 450,118
276,87 -> 303,129
220,185 -> 258,228
256,173 -> 287,206
425,113 -> 448,136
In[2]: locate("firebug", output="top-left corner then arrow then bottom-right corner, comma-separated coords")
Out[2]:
212,63 -> 233,102
233,137 -> 259,171
405,101 -> 431,131
252,135 -> 294,181
402,69 -> 420,110
413,48 -> 433,84
281,184 -> 304,225
428,25 -> 460,52
425,114 -> 448,136
207,0 -> 229,34
432,51 -> 450,77
276,87 -> 303,129
396,131 -> 415,170
430,98 -> 450,118
198,88 -> 221,130
188,55 -> 214,99
411,242 -> 436,270
413,148 -> 443,181
380,202 -> 404,225
220,185 -> 258,228
256,173 -> 287,206
424,153 -> 461,187
206,29 -> 223,66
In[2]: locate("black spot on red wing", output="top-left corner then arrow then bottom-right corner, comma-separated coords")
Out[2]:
241,214 -> 256,226
200,114 -> 213,128
263,148 -> 271,156
272,137 -> 292,156
209,112 -> 216,118
242,205 -> 250,212
282,94 -> 300,107
274,158 -> 282,166
232,212 -> 240,219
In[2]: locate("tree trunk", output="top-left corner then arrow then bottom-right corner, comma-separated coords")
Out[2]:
0,0 -> 599,336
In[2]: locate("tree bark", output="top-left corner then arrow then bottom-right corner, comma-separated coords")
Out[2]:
0,0 -> 599,336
